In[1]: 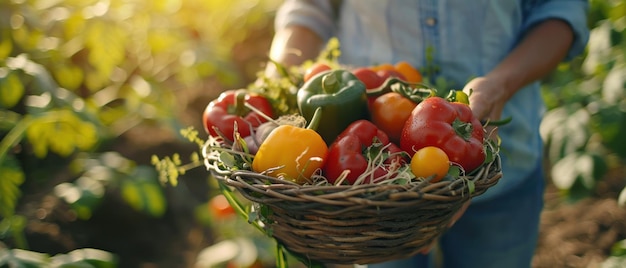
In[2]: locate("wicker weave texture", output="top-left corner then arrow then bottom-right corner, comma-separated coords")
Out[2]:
213,155 -> 502,264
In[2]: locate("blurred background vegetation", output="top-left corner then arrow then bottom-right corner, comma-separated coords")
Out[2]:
0,0 -> 625,267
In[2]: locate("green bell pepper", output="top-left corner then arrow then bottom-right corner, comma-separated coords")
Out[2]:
296,69 -> 370,145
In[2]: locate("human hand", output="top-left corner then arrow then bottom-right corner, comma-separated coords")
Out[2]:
462,76 -> 511,139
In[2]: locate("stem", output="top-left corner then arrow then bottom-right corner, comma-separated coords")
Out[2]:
445,89 -> 458,102
0,115 -> 32,167
0,110 -> 21,131
244,101 -> 274,122
306,107 -> 322,131
365,77 -> 404,97
275,243 -> 288,268
452,118 -> 473,141
482,116 -> 513,127
233,90 -> 248,116
218,182 -> 265,233
268,59 -> 300,86
366,76 -> 436,101
321,71 -> 339,94
12,222 -> 28,249
176,161 -> 204,173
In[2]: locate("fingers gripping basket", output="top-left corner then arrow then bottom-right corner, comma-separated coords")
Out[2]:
207,143 -> 502,265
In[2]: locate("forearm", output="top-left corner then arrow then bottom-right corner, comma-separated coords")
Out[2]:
487,19 -> 574,99
266,25 -> 325,74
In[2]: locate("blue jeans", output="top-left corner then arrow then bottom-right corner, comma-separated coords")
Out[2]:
369,164 -> 545,268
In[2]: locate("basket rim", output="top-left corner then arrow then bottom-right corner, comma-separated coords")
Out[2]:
209,152 -> 502,206
206,154 -> 503,194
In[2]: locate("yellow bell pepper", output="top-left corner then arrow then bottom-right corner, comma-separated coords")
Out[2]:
251,124 -> 328,184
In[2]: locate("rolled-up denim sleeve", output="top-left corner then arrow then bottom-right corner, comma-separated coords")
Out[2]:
275,0 -> 336,41
522,0 -> 590,60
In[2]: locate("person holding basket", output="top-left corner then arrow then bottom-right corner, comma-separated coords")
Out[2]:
264,0 -> 589,267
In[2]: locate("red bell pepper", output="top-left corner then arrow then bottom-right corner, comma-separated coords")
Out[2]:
400,96 -> 485,173
202,90 -> 274,140
324,120 -> 408,185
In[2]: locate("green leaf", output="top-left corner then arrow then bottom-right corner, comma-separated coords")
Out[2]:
0,248 -> 50,268
582,21 -> 612,75
275,242 -> 288,268
52,248 -> 117,268
540,106 -> 590,163
0,31 -> 12,59
590,102 -> 626,158
0,70 -> 25,108
467,180 -> 475,195
6,54 -> 58,94
612,239 -> 626,257
550,152 -> 607,201
602,64 -> 626,104
219,151 -> 237,168
53,176 -> 105,220
0,215 -> 28,249
618,187 -> 626,208
447,165 -> 461,177
551,153 -> 584,190
120,166 -> 167,217
25,109 -> 99,158
53,64 -> 84,91
0,155 -> 26,218
0,110 -> 22,131
84,21 -> 126,91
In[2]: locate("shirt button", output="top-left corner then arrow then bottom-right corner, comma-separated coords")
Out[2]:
426,17 -> 437,26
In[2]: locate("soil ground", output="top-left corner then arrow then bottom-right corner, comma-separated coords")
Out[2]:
532,167 -> 626,268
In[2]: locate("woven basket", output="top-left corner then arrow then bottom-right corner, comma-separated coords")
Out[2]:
207,143 -> 502,265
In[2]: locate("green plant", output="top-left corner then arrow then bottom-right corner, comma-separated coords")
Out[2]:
0,0 -> 283,264
0,243 -> 117,268
601,239 -> 626,268
540,0 -> 626,203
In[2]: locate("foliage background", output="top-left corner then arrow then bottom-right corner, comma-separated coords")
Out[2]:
0,0 -> 625,267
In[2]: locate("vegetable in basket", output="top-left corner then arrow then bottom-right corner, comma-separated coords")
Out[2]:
296,69 -> 370,145
400,96 -> 485,173
351,67 -> 384,90
370,92 -> 418,145
251,109 -> 328,184
393,61 -> 424,83
367,76 -> 435,145
303,62 -> 332,82
202,89 -> 274,140
370,63 -> 407,82
246,114 -> 308,155
410,146 -> 450,182
324,120 -> 408,185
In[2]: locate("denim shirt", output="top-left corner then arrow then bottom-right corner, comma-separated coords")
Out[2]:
275,0 -> 589,201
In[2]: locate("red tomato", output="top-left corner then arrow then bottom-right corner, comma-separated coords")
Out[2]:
370,92 -> 417,145
303,62 -> 332,82
376,69 -> 406,82
352,67 -> 385,89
